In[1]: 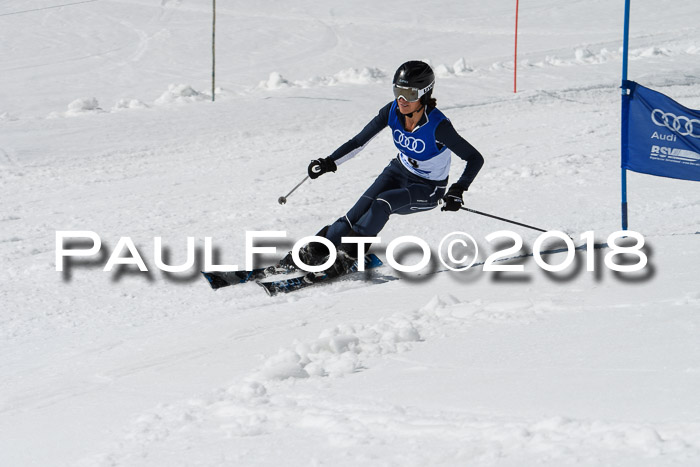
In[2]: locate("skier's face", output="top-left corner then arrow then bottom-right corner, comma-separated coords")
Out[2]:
396,97 -> 422,115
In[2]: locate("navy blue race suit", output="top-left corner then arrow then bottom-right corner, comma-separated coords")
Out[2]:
323,101 -> 484,245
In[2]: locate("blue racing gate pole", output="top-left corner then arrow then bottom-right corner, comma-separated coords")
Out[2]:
621,0 -> 631,231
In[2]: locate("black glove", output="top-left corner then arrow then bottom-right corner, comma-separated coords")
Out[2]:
308,157 -> 337,179
441,184 -> 465,211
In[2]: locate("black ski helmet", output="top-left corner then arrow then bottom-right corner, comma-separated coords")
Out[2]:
392,60 -> 435,104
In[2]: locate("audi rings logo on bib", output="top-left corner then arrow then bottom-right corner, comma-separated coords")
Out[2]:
394,130 -> 426,153
651,109 -> 700,138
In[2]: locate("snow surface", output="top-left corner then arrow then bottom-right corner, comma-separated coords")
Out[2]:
1,0 -> 700,466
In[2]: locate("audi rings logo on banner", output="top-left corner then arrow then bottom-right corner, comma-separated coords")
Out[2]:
651,109 -> 700,138
394,130 -> 426,153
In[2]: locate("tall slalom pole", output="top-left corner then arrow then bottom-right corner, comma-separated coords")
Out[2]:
212,0 -> 216,102
514,0 -> 519,93
621,0 -> 631,230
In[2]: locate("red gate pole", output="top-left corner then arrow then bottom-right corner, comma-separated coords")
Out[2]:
514,0 -> 519,93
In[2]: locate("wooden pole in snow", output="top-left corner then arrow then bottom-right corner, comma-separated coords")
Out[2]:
212,0 -> 216,102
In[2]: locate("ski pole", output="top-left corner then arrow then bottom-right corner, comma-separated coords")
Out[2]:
460,207 -> 549,233
278,175 -> 309,205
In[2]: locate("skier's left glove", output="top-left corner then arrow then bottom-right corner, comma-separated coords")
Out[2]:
441,184 -> 465,212
308,157 -> 337,179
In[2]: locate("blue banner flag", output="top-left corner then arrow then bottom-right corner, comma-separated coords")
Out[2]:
621,80 -> 700,182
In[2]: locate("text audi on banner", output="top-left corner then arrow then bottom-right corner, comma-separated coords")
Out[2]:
621,80 -> 700,182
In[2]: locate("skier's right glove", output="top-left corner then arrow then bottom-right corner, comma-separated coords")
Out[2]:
441,184 -> 465,211
308,157 -> 337,179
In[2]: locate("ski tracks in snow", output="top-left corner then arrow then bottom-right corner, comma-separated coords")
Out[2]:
109,400 -> 700,466
81,294 -> 700,466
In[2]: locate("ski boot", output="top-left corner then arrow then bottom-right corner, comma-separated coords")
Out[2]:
277,225 -> 332,271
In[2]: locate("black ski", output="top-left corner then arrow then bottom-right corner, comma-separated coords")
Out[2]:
201,265 -> 294,290
257,254 -> 383,296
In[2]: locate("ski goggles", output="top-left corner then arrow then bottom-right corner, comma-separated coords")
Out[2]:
393,81 -> 434,102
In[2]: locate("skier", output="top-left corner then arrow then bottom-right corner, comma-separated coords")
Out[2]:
283,60 -> 484,278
